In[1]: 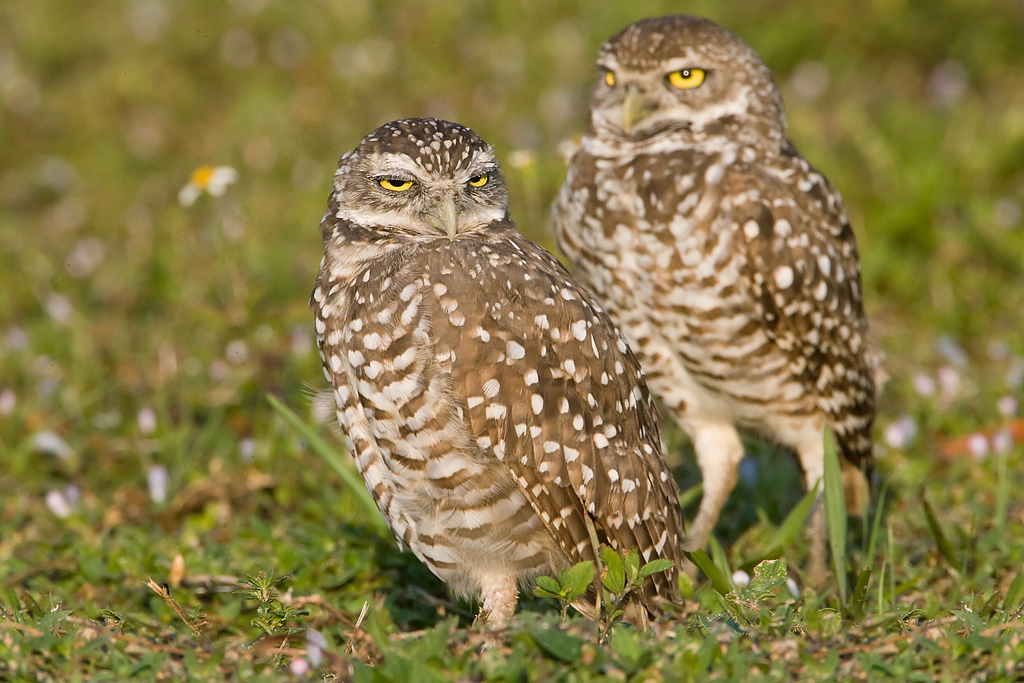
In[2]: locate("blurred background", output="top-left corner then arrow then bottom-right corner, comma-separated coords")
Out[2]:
2,0 -> 1023,610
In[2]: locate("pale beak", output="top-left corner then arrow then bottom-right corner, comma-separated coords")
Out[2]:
622,86 -> 657,135
424,194 -> 459,239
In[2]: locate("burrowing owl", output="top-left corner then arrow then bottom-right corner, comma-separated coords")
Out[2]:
555,16 -> 879,581
311,118 -> 684,628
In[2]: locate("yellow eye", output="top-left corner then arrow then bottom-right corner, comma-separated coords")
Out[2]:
468,173 -> 489,188
604,70 -> 615,87
378,177 -> 413,191
668,68 -> 706,90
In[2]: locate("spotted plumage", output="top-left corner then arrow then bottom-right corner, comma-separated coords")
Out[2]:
554,16 -> 880,581
311,118 -> 684,627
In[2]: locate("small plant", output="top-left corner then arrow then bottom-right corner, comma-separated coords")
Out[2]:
534,546 -> 674,629
598,546 -> 674,624
534,560 -> 596,620
235,572 -> 308,638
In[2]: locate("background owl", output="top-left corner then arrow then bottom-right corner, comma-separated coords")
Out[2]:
555,16 -> 880,582
311,118 -> 685,628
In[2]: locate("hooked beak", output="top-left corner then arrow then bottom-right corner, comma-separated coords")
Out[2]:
622,86 -> 657,135
424,194 -> 459,239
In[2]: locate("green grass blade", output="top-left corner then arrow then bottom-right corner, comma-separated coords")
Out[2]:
1001,569 -> 1024,617
266,393 -> 390,536
764,482 -> 819,557
708,535 -> 734,588
995,449 -> 1010,534
823,428 -> 848,604
864,478 -> 890,565
919,486 -> 963,572
684,549 -> 733,595
678,482 -> 703,511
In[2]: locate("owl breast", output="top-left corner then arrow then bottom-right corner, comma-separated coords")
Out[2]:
315,241 -> 566,597
558,145 -> 817,432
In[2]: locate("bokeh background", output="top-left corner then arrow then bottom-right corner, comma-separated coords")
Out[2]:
2,0 -> 1024,676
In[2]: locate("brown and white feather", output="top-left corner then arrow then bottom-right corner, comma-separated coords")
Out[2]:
313,118 -> 684,626
555,16 -> 880,579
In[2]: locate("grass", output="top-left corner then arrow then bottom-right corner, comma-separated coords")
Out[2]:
2,0 -> 1024,679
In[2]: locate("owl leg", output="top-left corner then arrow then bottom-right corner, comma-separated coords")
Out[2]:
795,433 -> 827,585
477,572 -> 518,629
682,419 -> 745,553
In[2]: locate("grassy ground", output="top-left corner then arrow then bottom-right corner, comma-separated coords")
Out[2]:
2,0 -> 1023,679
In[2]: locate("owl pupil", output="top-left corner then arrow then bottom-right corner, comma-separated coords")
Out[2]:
680,70 -> 690,78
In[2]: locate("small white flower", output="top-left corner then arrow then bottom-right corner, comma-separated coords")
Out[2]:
507,149 -> 536,169
45,293 -> 74,325
148,464 -> 169,504
46,489 -> 73,518
937,366 -> 961,401
997,395 -> 1018,417
65,484 -> 80,507
34,430 -> 73,459
178,165 -> 238,207
966,433 -> 989,460
786,577 -> 800,597
289,657 -> 309,676
991,429 -> 1013,455
239,437 -> 255,462
137,407 -> 157,435
883,415 -> 918,449
225,339 -> 248,364
5,327 -> 28,351
934,336 -> 968,367
1008,358 -> 1024,390
0,388 -> 15,416
731,570 -> 750,587
306,629 -> 327,667
911,372 -> 936,397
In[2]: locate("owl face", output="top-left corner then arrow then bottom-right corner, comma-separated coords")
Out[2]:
333,118 -> 509,239
588,15 -> 784,145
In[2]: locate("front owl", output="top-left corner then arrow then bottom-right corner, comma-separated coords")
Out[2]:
311,118 -> 684,628
555,16 -> 881,582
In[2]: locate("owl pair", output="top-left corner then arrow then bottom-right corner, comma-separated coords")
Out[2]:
311,15 -> 878,629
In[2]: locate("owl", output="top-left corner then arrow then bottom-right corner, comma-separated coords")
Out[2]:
311,118 -> 684,628
555,16 -> 879,582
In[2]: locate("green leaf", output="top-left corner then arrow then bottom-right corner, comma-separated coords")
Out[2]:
678,570 -> 695,601
748,559 -> 787,593
266,394 -> 390,536
534,575 -> 562,599
600,546 -> 626,594
560,560 -> 596,601
37,609 -> 71,634
823,428 -> 848,603
529,623 -> 583,663
952,609 -> 985,634
623,547 -> 641,584
610,625 -> 643,669
638,558 -> 675,579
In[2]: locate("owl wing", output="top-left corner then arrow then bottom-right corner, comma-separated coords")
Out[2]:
725,158 -> 876,472
435,228 -> 684,598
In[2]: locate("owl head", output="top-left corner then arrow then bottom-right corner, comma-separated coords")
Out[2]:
331,118 -> 509,240
588,15 -> 787,148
